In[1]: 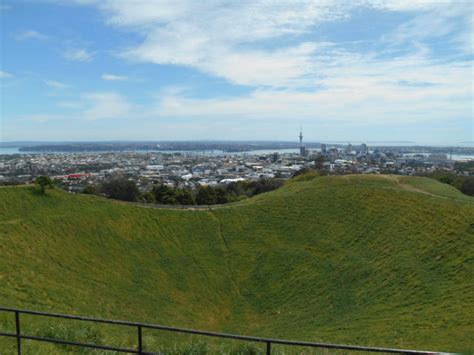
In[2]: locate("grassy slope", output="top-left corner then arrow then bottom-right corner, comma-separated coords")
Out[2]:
0,175 -> 473,353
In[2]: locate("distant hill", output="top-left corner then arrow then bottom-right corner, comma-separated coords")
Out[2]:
0,175 -> 473,353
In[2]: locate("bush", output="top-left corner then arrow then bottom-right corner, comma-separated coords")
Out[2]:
141,190 -> 156,203
460,177 -> 474,196
248,179 -> 284,195
82,185 -> 96,194
196,186 -> 217,205
426,171 -> 456,185
151,184 -> 195,205
292,167 -> 313,178
35,175 -> 53,194
291,169 -> 319,182
194,179 -> 283,205
176,188 -> 195,205
99,178 -> 140,202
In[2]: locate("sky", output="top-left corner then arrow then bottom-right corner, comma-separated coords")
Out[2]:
0,0 -> 473,144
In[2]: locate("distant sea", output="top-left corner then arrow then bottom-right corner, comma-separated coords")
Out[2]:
0,148 -> 22,154
0,147 -> 298,156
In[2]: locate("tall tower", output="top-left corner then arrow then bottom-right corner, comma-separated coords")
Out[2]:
299,124 -> 305,156
299,124 -> 303,147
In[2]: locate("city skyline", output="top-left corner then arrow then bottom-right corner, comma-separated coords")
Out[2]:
1,0 -> 473,144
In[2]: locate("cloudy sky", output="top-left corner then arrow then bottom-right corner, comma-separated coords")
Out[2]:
0,0 -> 473,144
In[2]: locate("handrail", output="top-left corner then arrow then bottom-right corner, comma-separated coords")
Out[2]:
0,307 -> 439,354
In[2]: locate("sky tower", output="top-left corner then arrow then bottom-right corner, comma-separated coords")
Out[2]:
299,124 -> 305,156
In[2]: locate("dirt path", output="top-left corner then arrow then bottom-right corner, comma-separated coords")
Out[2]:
209,211 -> 243,298
379,175 -> 448,199
113,199 -> 236,211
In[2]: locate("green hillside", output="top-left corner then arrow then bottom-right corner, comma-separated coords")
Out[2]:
0,175 -> 473,353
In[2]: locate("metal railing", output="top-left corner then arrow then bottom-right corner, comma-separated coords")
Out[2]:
0,307 -> 438,354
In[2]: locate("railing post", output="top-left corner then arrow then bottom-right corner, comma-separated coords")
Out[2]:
15,311 -> 22,355
137,325 -> 143,354
266,341 -> 271,355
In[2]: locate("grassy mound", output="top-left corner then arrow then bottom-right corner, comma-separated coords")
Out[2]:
0,175 -> 473,353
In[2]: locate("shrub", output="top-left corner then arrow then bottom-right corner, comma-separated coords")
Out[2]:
291,169 -> 319,182
82,185 -> 96,194
176,188 -> 195,205
99,178 -> 140,202
196,186 -> 217,205
35,175 -> 53,194
460,177 -> 474,196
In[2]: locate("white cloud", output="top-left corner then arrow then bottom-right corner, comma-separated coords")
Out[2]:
63,48 -> 94,62
14,30 -> 49,41
126,38 -> 325,87
0,71 -> 13,78
368,0 -> 448,12
154,86 -> 470,127
45,80 -> 69,89
101,74 -> 128,81
71,1 -> 355,87
20,92 -> 133,122
58,101 -> 82,109
153,53 -> 472,125
67,0 -> 469,90
82,92 -> 133,120
382,3 -> 472,52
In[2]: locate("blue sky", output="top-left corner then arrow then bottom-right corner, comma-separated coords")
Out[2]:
0,0 -> 472,144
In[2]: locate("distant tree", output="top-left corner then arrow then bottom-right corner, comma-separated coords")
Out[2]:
223,179 -> 274,198
152,184 -> 177,205
144,178 -> 284,206
99,178 -> 140,202
249,179 -> 284,195
82,185 -> 96,195
196,186 -> 216,205
292,168 -> 314,178
460,177 -> 474,196
452,176 -> 466,191
176,189 -> 195,205
141,191 -> 156,203
35,175 -> 53,194
426,171 -> 456,185
151,184 -> 168,202
438,175 -> 455,185
291,169 -> 319,182
455,161 -> 474,174
214,187 -> 229,204
226,181 -> 248,196
314,155 -> 326,170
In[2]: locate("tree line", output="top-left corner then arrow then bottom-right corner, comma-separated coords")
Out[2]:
86,178 -> 284,205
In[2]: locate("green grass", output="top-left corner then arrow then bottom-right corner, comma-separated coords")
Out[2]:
0,175 -> 473,353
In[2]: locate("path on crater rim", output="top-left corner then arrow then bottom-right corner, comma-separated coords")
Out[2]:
377,175 -> 449,199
